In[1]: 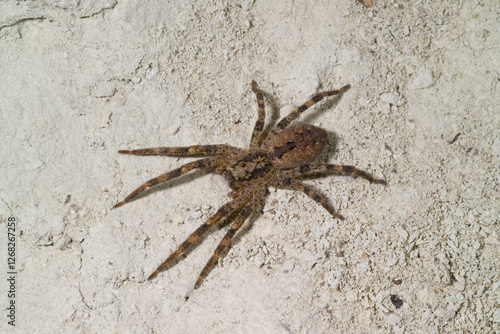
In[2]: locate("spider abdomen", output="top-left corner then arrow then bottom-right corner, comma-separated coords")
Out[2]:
266,124 -> 327,169
224,150 -> 276,190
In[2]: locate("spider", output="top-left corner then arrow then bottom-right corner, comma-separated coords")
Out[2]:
113,81 -> 386,289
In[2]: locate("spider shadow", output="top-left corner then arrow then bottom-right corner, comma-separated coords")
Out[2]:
321,129 -> 341,163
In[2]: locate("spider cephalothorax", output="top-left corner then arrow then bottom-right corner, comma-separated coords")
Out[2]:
224,150 -> 276,190
114,81 -> 386,289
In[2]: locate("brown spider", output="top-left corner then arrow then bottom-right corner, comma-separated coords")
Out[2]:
113,81 -> 386,289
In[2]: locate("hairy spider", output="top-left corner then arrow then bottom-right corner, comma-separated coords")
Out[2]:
114,81 -> 386,289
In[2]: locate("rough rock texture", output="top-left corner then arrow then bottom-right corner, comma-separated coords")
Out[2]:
1,1 -> 499,333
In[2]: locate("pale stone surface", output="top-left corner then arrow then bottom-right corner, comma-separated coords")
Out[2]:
1,1 -> 499,333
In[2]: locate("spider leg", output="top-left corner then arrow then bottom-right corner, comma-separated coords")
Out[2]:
249,81 -> 266,149
113,156 -> 227,208
194,187 -> 264,289
148,189 -> 253,280
270,178 -> 344,220
286,163 -> 387,184
264,84 -> 350,144
118,144 -> 242,157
